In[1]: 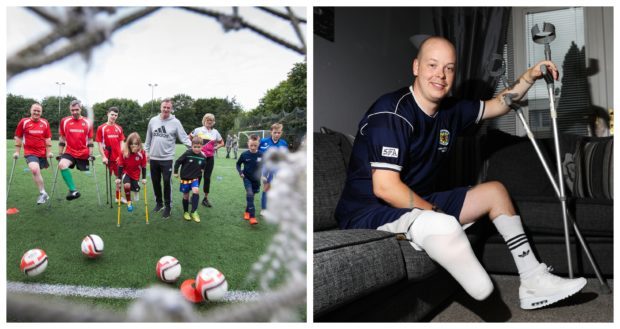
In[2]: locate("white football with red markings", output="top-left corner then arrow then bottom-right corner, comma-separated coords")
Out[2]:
81,234 -> 104,258
195,267 -> 228,301
20,249 -> 48,277
156,256 -> 182,283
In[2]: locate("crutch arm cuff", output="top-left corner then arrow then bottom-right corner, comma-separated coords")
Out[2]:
141,167 -> 146,180
118,166 -> 124,178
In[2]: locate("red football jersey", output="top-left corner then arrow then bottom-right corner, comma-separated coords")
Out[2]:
118,149 -> 147,180
15,118 -> 51,158
59,116 -> 93,159
96,123 -> 125,163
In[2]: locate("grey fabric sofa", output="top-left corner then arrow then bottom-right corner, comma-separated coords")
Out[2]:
474,131 -> 613,277
313,129 -> 613,321
313,131 -> 475,321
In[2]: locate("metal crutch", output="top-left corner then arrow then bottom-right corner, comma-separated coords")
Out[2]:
7,156 -> 17,199
144,180 -> 149,225
105,163 -> 110,205
91,158 -> 102,206
48,158 -> 61,209
503,92 -> 611,293
531,21 -> 576,278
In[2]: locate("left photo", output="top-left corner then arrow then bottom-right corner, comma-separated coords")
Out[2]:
6,6 -> 307,322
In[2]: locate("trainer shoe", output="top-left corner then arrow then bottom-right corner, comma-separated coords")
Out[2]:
202,198 -> 212,207
127,202 -> 133,212
66,190 -> 81,201
37,192 -> 49,205
191,212 -> 201,223
183,212 -> 191,221
249,217 -> 258,225
244,212 -> 250,220
162,207 -> 171,219
519,263 -> 587,310
153,204 -> 164,213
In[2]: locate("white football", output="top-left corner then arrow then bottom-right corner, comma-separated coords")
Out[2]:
20,249 -> 48,277
81,234 -> 104,258
156,256 -> 182,283
195,267 -> 228,301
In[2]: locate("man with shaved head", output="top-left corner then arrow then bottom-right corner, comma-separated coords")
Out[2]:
335,36 -> 586,310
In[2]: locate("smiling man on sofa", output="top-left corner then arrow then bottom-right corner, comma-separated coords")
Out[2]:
335,36 -> 586,310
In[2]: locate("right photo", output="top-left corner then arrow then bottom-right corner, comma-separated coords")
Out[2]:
313,7 -> 613,322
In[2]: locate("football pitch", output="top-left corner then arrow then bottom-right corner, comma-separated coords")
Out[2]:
6,142 -> 278,314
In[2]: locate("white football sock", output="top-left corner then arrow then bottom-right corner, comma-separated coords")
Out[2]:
493,214 -> 540,278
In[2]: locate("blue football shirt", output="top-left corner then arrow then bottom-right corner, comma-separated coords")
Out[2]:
335,86 -> 484,229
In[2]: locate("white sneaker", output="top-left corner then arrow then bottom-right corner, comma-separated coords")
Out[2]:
37,192 -> 49,205
115,197 -> 128,204
519,263 -> 587,310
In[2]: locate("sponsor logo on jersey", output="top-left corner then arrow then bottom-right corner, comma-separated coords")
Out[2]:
29,129 -> 44,134
381,146 -> 399,158
69,129 -> 85,133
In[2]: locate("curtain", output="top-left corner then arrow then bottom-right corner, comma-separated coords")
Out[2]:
433,7 -> 512,101
432,8 -> 511,190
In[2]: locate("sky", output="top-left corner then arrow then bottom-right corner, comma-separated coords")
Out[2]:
6,6 -> 306,111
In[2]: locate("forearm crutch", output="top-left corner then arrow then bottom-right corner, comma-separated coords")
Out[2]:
7,156 -> 17,199
108,167 -> 114,209
117,187 -> 121,227
105,164 -> 110,205
48,159 -> 61,209
91,159 -> 102,206
503,92 -> 611,293
144,181 -> 149,225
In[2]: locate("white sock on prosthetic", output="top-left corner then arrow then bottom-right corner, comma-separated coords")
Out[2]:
492,214 -> 540,278
410,211 -> 494,301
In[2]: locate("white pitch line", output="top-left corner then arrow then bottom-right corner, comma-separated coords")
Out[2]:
7,281 -> 259,303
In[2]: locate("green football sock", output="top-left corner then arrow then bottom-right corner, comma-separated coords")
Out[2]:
61,168 -> 76,191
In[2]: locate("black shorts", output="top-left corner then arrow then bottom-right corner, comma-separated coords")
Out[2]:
25,155 -> 49,169
122,174 -> 141,192
60,153 -> 90,171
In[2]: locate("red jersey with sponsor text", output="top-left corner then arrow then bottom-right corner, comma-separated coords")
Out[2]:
96,123 -> 125,163
59,116 -> 93,159
15,118 -> 51,158
118,149 -> 147,180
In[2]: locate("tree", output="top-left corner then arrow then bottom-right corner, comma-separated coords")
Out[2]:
92,98 -> 143,138
252,61 -> 306,116
168,94 -> 196,133
7,94 -> 39,139
193,97 -> 243,136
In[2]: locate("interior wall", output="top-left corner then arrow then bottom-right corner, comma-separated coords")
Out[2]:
314,7 -> 435,135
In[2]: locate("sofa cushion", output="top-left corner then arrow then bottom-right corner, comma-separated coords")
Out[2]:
573,137 -> 613,199
314,230 -> 407,315
512,196 -> 612,237
314,133 -> 350,231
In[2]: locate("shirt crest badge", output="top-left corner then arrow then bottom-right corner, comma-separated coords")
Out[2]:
439,129 -> 450,146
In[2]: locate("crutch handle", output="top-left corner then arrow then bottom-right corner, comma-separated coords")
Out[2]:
502,93 -> 520,111
540,64 -> 554,86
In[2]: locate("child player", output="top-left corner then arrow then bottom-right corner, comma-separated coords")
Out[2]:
236,135 -> 263,225
173,136 -> 207,223
116,133 -> 147,212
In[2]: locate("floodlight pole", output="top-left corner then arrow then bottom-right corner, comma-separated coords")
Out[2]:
55,81 -> 65,118
148,83 -> 158,116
